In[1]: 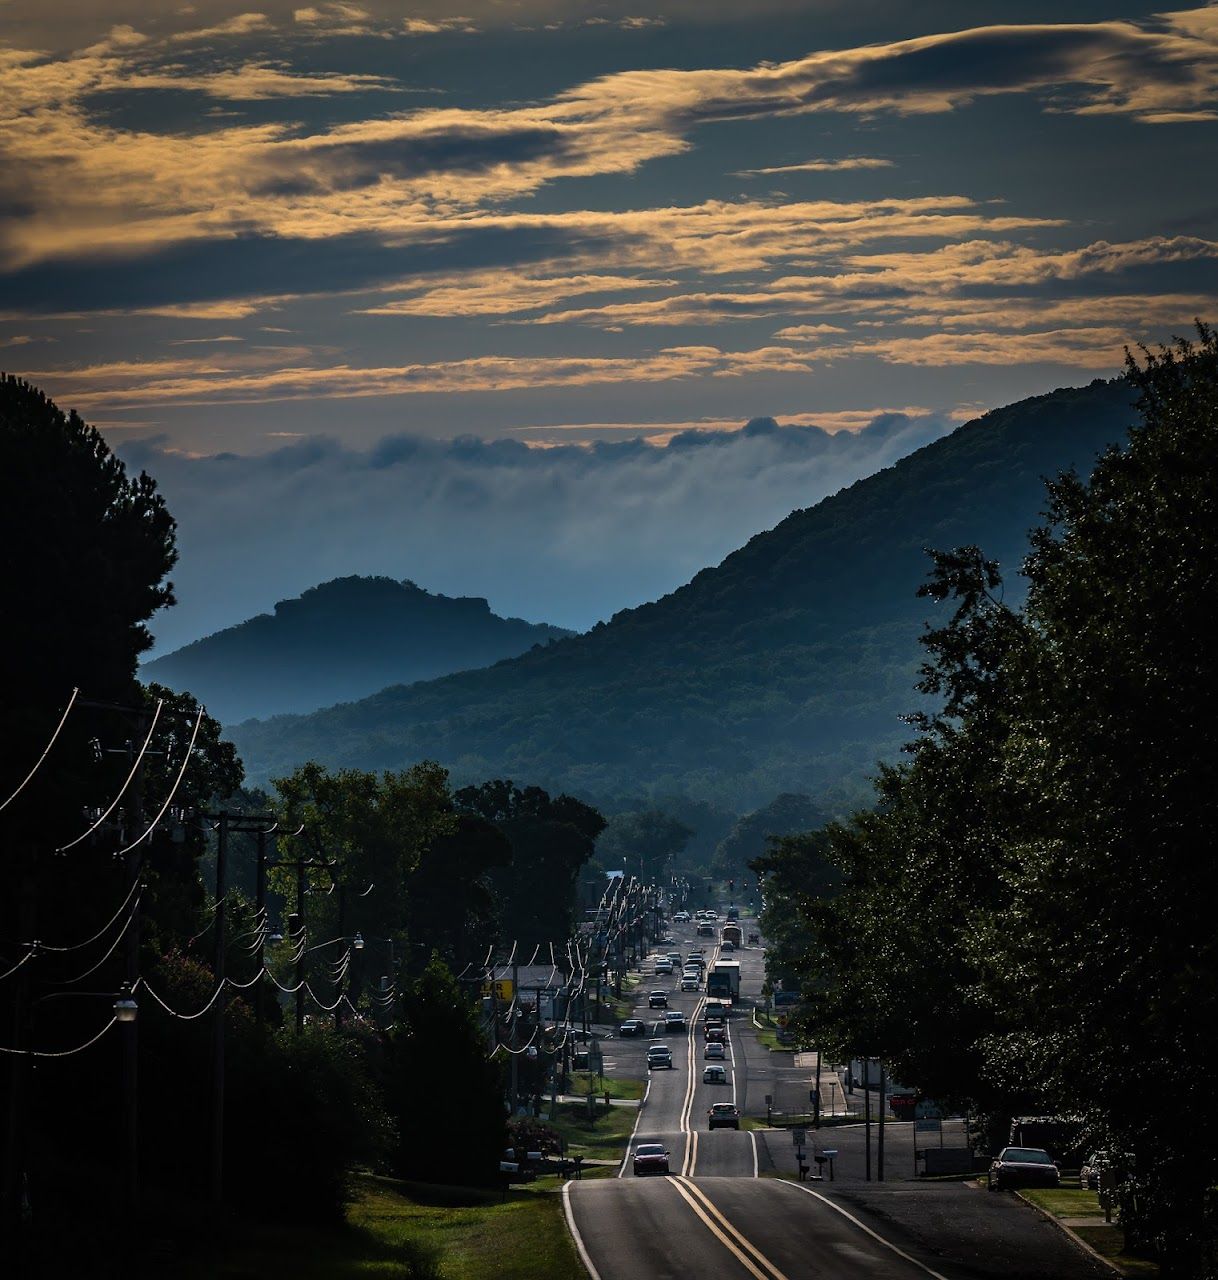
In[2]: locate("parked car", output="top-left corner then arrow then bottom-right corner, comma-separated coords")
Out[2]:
889,1091 -> 918,1120
708,1103 -> 740,1130
989,1147 -> 1061,1191
647,1046 -> 674,1070
619,1018 -> 646,1037
633,1142 -> 671,1175
647,990 -> 668,1009
1080,1151 -> 1117,1191
703,1065 -> 728,1084
704,1042 -> 726,1060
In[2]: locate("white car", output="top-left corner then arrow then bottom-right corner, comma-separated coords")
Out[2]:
704,1042 -> 726,1060
680,976 -> 700,991
655,959 -> 673,975
702,1065 -> 728,1084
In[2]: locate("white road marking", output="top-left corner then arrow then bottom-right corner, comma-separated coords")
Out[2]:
616,1076 -> 652,1179
781,1180 -> 952,1279
561,1182 -> 603,1280
750,1129 -> 759,1179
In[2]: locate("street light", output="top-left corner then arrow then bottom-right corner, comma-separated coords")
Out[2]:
113,983 -> 139,1023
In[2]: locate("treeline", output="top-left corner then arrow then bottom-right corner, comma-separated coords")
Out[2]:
756,328 -> 1218,1277
0,376 -> 602,1271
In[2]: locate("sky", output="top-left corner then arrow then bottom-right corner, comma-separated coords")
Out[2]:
3,1 -> 1216,650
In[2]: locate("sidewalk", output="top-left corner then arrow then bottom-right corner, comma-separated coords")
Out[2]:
793,1052 -> 850,1116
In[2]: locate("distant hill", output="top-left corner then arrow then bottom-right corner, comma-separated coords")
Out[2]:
142,576 -> 574,723
228,379 -> 1137,807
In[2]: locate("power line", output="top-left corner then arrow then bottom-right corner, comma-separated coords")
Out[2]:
54,698 -> 164,852
0,1017 -> 117,1059
0,687 -> 79,814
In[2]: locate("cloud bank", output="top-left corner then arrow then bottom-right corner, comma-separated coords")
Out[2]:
125,411 -> 957,655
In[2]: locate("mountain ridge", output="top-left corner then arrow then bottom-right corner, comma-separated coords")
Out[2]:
143,575 -> 574,723
226,378 -> 1138,808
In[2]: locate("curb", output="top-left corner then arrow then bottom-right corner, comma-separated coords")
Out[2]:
1013,1190 -> 1125,1277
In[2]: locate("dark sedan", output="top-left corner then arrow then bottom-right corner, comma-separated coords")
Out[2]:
989,1147 -> 1061,1190
633,1143 -> 670,1175
708,1103 -> 741,1130
619,1019 -> 646,1037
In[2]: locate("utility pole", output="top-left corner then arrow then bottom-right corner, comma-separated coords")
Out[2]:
295,860 -> 307,1034
211,811 -> 228,1211
334,885 -> 347,1030
864,1058 -> 873,1182
254,829 -> 268,1029
2,874 -> 36,1238
509,955 -> 520,1115
878,1062 -> 887,1182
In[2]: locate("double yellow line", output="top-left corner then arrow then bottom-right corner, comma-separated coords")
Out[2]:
670,1176 -> 789,1280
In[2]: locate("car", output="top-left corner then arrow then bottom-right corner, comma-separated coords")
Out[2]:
988,1147 -> 1061,1191
703,1065 -> 728,1085
889,1091 -> 918,1120
720,940 -> 735,953
666,952 -> 682,966
647,990 -> 668,1008
726,906 -> 739,921
697,923 -> 715,937
673,911 -> 690,922
1080,1151 -> 1116,1191
708,1103 -> 740,1130
664,1011 -> 688,1031
747,932 -> 759,945
704,1042 -> 726,1060
572,1047 -> 590,1069
619,1018 -> 646,1037
704,1025 -> 726,1044
680,976 -> 700,991
647,1046 -> 674,1070
704,1009 -> 727,1026
633,1142 -> 671,1175
655,959 -> 673,975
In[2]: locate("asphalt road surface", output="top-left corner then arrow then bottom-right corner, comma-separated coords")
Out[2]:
565,901 -> 1110,1280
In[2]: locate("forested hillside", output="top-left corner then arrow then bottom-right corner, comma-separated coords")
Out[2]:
143,575 -> 573,722
229,379 -> 1136,809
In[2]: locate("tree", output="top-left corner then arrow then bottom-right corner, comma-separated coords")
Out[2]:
596,809 -> 693,883
455,781 -> 605,942
384,955 -> 505,1186
713,793 -> 829,880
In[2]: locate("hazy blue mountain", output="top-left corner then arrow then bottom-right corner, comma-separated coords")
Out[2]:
142,576 -> 574,723
227,379 -> 1137,808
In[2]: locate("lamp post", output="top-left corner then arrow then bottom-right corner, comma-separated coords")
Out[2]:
24,985 -> 139,1223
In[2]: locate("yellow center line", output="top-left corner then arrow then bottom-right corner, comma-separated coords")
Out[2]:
665,1177 -> 788,1280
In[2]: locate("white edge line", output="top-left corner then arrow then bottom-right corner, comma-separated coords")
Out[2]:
562,1181 -> 604,1280
617,1076 -> 651,1178
781,1180 -> 952,1280
750,1129 -> 759,1179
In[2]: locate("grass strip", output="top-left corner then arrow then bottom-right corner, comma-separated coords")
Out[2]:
197,1176 -> 585,1280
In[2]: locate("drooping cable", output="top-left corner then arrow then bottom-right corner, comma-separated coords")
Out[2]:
0,1017 -> 117,1058
48,894 -> 141,986
37,874 -> 142,954
55,698 -> 164,852
109,706 -> 205,861
0,687 -> 79,814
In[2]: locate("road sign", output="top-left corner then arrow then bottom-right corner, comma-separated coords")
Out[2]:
481,979 -> 514,1001
914,1118 -> 942,1135
792,1128 -> 807,1148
